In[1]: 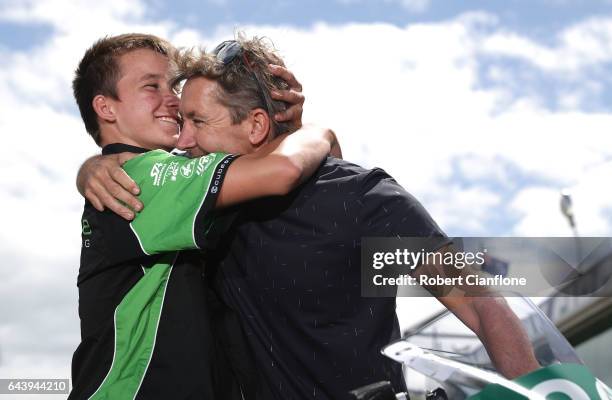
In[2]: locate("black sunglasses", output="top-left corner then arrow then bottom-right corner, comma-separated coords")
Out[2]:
211,40 -> 273,116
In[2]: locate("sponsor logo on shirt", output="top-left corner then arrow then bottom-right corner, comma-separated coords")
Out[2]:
180,160 -> 196,178
151,155 -> 218,187
196,155 -> 212,176
151,162 -> 167,186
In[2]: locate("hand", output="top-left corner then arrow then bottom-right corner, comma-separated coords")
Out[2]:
326,128 -> 343,159
269,64 -> 304,132
76,152 -> 142,220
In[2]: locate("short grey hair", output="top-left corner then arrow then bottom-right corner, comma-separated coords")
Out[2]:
171,35 -> 290,137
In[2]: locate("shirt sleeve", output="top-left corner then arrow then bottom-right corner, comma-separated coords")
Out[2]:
110,150 -> 238,259
358,168 -> 453,297
358,167 -> 450,246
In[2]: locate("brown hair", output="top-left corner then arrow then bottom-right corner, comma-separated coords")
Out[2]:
72,33 -> 174,145
171,35 -> 290,137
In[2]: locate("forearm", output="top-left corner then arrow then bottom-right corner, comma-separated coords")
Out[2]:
216,127 -> 335,207
216,152 -> 301,207
269,125 -> 336,185
428,248 -> 540,379
472,297 -> 540,379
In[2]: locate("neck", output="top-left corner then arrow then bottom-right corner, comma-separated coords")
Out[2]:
251,131 -> 275,154
99,126 -> 132,147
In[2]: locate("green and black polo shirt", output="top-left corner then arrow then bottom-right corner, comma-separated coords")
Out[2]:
69,143 -> 238,400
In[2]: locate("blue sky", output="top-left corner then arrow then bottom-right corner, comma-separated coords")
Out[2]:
0,0 -> 611,383
148,0 -> 612,39
4,1 -> 611,47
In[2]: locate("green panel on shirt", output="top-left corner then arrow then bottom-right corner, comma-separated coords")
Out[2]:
123,150 -> 231,255
88,253 -> 176,400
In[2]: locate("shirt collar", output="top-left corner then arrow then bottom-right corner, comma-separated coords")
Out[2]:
101,143 -> 150,155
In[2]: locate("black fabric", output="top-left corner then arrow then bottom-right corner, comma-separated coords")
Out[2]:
101,143 -> 149,155
209,157 -> 448,400
194,155 -> 240,251
77,143 -> 150,284
135,252 -> 217,400
208,283 -> 259,400
77,204 -> 147,284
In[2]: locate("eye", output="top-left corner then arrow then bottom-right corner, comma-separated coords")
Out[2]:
144,83 -> 159,90
193,119 -> 205,127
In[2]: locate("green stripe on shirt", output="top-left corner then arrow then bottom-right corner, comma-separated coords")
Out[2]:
88,253 -> 176,400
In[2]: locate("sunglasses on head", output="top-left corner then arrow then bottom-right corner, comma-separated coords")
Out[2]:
211,40 -> 273,115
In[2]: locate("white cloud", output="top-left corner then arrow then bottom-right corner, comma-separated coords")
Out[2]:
481,16 -> 612,73
511,187 -> 574,236
511,162 -> 612,236
427,184 -> 502,234
455,154 -> 510,183
0,0 -> 611,381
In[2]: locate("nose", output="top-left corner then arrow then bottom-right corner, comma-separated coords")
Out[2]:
164,93 -> 180,114
176,120 -> 196,151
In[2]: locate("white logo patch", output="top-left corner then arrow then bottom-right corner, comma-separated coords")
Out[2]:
150,162 -> 166,186
165,161 -> 180,183
196,155 -> 212,176
180,160 -> 196,178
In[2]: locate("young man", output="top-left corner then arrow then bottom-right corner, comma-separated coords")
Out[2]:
69,33 -> 338,400
80,37 -> 539,399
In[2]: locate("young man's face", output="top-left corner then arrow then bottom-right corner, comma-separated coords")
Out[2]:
109,49 -> 180,150
177,76 -> 252,157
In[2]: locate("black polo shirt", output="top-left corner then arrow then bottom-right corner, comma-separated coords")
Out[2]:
209,157 -> 448,400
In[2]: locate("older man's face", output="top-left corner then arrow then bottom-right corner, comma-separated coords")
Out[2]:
177,77 -> 252,157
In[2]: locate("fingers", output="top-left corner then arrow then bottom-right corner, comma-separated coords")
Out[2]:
106,198 -> 136,221
269,65 -> 305,130
110,163 -> 140,195
271,89 -> 304,125
270,88 -> 304,105
109,169 -> 143,212
84,190 -> 105,212
105,199 -> 135,221
274,105 -> 303,127
97,180 -> 136,220
269,64 -> 302,92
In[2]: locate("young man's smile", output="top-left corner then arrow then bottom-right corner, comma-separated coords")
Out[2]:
155,114 -> 180,131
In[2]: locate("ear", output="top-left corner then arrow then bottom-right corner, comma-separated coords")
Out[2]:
247,108 -> 271,147
92,94 -> 117,123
